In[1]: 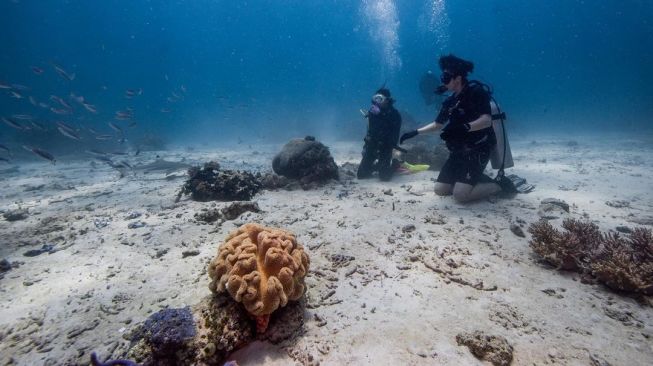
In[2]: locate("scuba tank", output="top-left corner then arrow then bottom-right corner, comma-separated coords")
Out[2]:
489,99 -> 514,170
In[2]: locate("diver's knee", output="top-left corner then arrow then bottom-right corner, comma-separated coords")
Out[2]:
452,191 -> 472,203
452,183 -> 473,203
434,183 -> 452,196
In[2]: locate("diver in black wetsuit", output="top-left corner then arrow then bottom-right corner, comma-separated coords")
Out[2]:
400,54 -> 515,202
357,88 -> 402,181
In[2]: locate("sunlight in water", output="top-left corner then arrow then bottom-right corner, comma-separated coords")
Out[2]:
361,0 -> 402,74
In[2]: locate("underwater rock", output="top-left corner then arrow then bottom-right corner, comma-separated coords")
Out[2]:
456,331 -> 513,366
127,293 -> 305,365
272,136 -> 338,188
3,208 -> 29,222
538,198 -> 570,219
510,224 -> 526,238
259,172 -> 292,190
178,161 -> 262,202
127,294 -> 253,365
337,162 -> 358,180
398,141 -> 448,171
208,223 -> 309,333
0,258 -> 12,274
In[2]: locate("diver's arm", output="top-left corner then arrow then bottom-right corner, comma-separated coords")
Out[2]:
417,121 -> 444,134
467,114 -> 492,131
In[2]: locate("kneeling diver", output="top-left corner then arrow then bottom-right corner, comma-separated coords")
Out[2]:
401,54 -> 521,203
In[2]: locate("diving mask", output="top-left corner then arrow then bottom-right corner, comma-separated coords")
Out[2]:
440,71 -> 454,84
371,93 -> 387,105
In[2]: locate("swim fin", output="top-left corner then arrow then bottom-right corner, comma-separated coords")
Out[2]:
506,174 -> 535,193
397,162 -> 430,174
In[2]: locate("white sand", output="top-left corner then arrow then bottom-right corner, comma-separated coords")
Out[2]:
0,134 -> 652,365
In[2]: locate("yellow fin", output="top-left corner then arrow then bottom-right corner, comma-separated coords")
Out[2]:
400,162 -> 430,173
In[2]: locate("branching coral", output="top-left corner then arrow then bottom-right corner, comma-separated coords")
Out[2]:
208,223 -> 309,332
528,219 -> 599,270
590,228 -> 653,294
529,219 -> 653,294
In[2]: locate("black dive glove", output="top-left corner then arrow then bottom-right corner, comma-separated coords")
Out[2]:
399,130 -> 419,144
440,123 -> 470,141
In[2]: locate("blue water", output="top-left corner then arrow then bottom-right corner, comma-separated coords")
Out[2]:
1,0 -> 652,154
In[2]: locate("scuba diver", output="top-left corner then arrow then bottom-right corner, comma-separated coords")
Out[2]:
357,87 -> 402,181
400,54 -> 519,203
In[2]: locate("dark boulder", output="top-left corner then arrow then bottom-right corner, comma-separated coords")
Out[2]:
272,136 -> 338,187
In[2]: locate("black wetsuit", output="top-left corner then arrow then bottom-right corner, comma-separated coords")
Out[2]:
436,81 -> 496,185
357,106 -> 401,181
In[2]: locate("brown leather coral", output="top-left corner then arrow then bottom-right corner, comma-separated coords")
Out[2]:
208,223 -> 309,316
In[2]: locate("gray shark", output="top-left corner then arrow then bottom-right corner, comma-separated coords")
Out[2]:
133,158 -> 192,175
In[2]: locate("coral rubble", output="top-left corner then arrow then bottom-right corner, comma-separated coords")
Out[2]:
208,223 -> 310,332
456,331 -> 513,366
529,219 -> 653,294
177,161 -> 262,202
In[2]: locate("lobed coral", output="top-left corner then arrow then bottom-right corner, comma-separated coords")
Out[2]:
208,223 -> 309,332
528,219 -> 653,294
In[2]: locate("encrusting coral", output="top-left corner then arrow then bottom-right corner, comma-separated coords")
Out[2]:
208,223 -> 310,332
529,219 -> 653,294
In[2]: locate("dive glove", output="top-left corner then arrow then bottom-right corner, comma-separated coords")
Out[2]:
399,130 -> 419,144
440,123 -> 470,141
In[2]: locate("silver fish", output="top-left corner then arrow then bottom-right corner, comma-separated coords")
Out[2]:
11,114 -> 33,120
117,160 -> 133,169
0,144 -> 10,154
31,66 -> 44,75
23,145 -> 56,164
29,96 -> 38,106
1,117 -> 23,130
30,121 -> 46,131
0,82 -> 11,89
51,62 -> 75,81
95,134 -> 113,140
9,91 -> 23,99
85,149 -> 108,157
0,157 -> 10,163
50,95 -> 72,110
108,122 -> 123,133
82,102 -> 97,113
124,88 -> 143,98
11,84 -> 29,91
57,126 -> 81,140
50,107 -> 71,115
56,121 -> 75,131
93,155 -> 113,163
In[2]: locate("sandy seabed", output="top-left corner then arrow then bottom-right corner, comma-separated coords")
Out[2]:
0,134 -> 652,366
